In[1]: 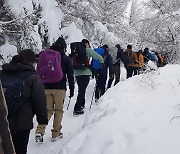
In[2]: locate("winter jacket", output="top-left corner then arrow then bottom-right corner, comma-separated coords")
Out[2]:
114,46 -> 126,66
0,61 -> 48,132
137,53 -> 144,68
99,51 -> 113,76
74,48 -> 104,76
44,47 -> 75,93
0,82 -> 15,154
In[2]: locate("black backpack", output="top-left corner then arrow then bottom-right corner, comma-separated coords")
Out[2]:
70,42 -> 90,69
1,72 -> 33,118
124,50 -> 134,65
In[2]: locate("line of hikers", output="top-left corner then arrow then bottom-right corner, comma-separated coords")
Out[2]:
0,37 -> 167,154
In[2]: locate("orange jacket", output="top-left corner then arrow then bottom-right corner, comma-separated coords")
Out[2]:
138,53 -> 144,68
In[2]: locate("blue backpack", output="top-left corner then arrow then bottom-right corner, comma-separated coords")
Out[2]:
92,48 -> 104,70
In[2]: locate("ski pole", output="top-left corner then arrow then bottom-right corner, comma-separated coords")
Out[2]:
89,84 -> 96,109
67,97 -> 72,110
89,74 -> 99,109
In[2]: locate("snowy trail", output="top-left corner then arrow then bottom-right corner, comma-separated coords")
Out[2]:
27,79 -> 98,154
27,65 -> 180,154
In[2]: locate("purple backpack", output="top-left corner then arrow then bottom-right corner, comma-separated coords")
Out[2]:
36,49 -> 63,83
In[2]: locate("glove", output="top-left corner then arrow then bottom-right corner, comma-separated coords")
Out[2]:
69,90 -> 74,98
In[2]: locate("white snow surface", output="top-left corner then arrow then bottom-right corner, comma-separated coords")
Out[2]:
28,64 -> 180,154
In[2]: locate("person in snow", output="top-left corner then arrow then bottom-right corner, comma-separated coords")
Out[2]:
124,44 -> 138,78
35,37 -> 75,142
0,82 -> 15,154
94,44 -> 113,102
136,49 -> 144,74
0,49 -> 48,154
73,39 -> 104,115
107,44 -> 126,89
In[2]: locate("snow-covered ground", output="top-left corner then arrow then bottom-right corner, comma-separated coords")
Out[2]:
28,64 -> 180,154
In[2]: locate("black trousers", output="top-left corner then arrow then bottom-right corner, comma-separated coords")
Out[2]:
107,65 -> 120,88
95,73 -> 107,100
126,66 -> 138,78
11,129 -> 30,154
74,75 -> 90,111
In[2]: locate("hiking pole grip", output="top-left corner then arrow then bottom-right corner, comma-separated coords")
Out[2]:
67,97 -> 72,110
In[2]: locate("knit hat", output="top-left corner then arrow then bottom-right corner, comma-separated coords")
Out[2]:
18,49 -> 36,63
102,44 -> 109,49
115,44 -> 121,48
54,37 -> 67,48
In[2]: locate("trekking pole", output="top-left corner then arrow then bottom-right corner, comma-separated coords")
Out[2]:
89,83 -> 96,109
67,97 -> 72,110
89,74 -> 99,109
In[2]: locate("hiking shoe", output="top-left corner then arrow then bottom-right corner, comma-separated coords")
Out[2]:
51,133 -> 63,142
35,133 -> 43,143
81,106 -> 85,110
73,110 -> 84,115
95,99 -> 98,102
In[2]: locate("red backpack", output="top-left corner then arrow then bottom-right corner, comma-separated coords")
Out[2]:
36,49 -> 63,83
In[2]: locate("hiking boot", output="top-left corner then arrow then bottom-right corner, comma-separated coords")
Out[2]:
51,133 -> 63,142
35,133 -> 43,144
73,110 -> 84,115
95,98 -> 98,103
81,105 -> 85,110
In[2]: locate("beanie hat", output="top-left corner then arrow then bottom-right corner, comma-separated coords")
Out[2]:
18,49 -> 36,63
54,37 -> 67,48
115,44 -> 121,48
102,44 -> 109,49
127,44 -> 132,49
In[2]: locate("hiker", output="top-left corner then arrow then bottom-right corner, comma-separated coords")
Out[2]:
0,49 -> 48,154
36,37 -> 75,142
72,39 -> 104,115
0,81 -> 15,154
93,45 -> 113,101
124,44 -> 138,78
155,52 -> 166,67
143,48 -> 150,64
136,50 -> 144,74
107,44 -> 126,88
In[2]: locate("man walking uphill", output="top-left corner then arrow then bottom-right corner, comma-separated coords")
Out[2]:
36,37 -> 75,142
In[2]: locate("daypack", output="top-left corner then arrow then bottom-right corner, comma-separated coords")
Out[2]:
124,50 -> 134,65
70,42 -> 90,69
1,72 -> 33,118
92,48 -> 105,70
36,49 -> 63,83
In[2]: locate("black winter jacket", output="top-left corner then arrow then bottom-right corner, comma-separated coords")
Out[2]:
1,61 -> 48,132
96,51 -> 113,77
115,46 -> 127,66
44,48 -> 75,93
